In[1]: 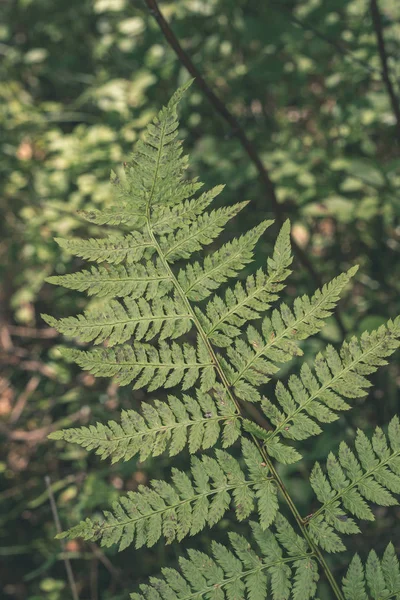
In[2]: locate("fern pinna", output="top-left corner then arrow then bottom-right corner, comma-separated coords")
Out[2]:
45,82 -> 400,600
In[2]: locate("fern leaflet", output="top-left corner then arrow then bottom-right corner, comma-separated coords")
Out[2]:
59,336 -> 215,391
307,417 -> 400,553
130,517 -> 316,600
246,317 -> 400,463
58,440 -> 277,551
222,267 -> 357,402
43,292 -> 192,345
342,544 -> 400,599
49,386 -> 240,462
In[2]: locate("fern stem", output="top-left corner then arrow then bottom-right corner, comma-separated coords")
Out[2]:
262,457 -> 345,600
148,224 -> 345,600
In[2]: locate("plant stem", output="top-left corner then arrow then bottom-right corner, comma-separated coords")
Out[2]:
370,0 -> 400,142
149,222 -> 344,599
45,476 -> 80,600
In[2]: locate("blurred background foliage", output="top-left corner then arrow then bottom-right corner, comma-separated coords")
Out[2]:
1,0 -> 400,598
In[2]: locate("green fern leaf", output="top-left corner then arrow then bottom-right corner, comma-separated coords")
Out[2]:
46,259 -> 172,299
223,267 -> 357,402
151,184 -> 223,234
45,83 -> 400,600
49,387 -> 241,462
59,441 -> 275,551
79,206 -> 145,226
130,518 -> 313,600
195,219 -> 292,347
42,292 -> 192,345
59,337 -> 215,391
342,544 -> 400,599
54,232 -> 155,264
259,317 -> 400,462
160,201 -> 249,262
307,417 -> 400,552
177,221 -> 273,301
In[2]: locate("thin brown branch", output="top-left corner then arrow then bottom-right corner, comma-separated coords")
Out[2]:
272,2 -> 382,78
143,0 -> 347,338
8,325 -> 58,339
0,350 -> 58,380
370,0 -> 400,142
9,375 -> 40,424
1,407 -> 88,443
45,475 -> 80,600
89,543 -> 133,590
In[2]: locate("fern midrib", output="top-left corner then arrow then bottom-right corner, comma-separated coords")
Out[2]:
308,447 -> 400,523
78,274 -> 171,283
69,312 -> 192,329
205,270 -> 284,338
82,358 -> 213,368
231,285 -> 342,386
67,239 -> 154,254
100,479 -> 268,532
268,333 -> 391,443
159,554 -> 310,600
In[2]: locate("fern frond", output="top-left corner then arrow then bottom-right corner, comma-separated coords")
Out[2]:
49,387 -> 241,462
78,206 -> 146,228
342,543 -> 400,599
45,83 -> 400,600
130,516 -> 316,600
223,267 -> 357,402
60,336 -> 216,391
160,201 -> 249,262
177,221 -> 273,302
252,317 -> 400,463
42,292 -> 192,345
195,220 -> 292,347
46,259 -> 172,298
132,80 -> 194,211
306,417 -> 400,553
54,232 -> 155,264
59,440 -> 277,551
151,185 -> 223,234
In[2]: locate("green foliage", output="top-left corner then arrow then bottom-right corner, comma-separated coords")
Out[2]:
130,517 -> 315,600
58,335 -> 215,391
196,218 -> 293,347
43,83 -> 400,600
49,386 -> 240,463
342,544 -> 400,599
252,317 -> 400,463
307,417 -> 400,553
58,439 -> 277,551
221,267 -> 359,403
3,0 -> 400,597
